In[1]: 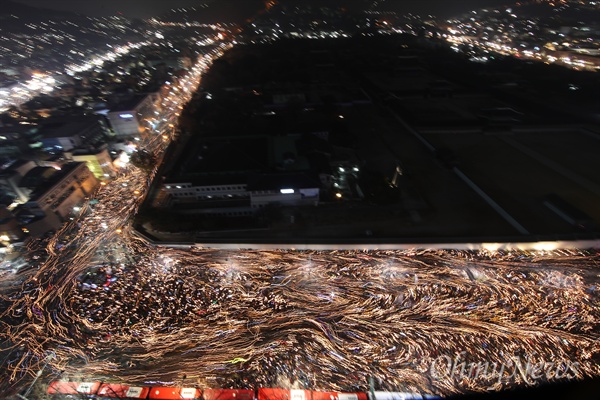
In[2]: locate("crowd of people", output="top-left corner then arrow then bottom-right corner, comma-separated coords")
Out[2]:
54,246 -> 600,395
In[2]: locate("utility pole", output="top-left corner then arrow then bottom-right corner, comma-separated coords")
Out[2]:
18,351 -> 55,400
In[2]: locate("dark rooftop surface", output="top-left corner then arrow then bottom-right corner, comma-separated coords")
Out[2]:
141,36 -> 600,243
39,115 -> 101,139
109,94 -> 150,113
247,172 -> 320,191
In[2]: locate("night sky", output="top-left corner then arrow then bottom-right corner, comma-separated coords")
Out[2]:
12,0 -> 512,19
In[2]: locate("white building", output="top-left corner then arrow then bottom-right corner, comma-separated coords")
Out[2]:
106,93 -> 160,137
163,172 -> 320,216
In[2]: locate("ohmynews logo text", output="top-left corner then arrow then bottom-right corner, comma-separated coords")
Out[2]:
429,352 -> 580,387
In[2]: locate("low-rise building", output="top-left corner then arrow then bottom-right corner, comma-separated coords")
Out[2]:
39,115 -> 110,153
161,135 -> 322,215
106,93 -> 160,137
65,146 -> 116,180
16,162 -> 99,235
0,160 -> 37,204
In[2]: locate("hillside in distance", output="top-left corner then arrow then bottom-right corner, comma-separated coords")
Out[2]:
0,0 -> 80,21
156,0 -> 265,23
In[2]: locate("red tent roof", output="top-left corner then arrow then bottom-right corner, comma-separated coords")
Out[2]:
258,388 -> 312,400
203,388 -> 255,400
97,383 -> 150,398
149,386 -> 201,399
47,381 -> 101,395
312,392 -> 368,400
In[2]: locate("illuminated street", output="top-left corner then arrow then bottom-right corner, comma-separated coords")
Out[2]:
2,134 -> 600,396
3,234 -> 600,397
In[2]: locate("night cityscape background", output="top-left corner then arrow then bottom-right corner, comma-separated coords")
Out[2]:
0,1 -> 599,400
11,1 -> 512,19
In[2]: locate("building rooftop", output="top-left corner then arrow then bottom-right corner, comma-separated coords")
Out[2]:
247,172 -> 321,191
109,94 -> 151,113
20,162 -> 83,201
39,115 -> 102,139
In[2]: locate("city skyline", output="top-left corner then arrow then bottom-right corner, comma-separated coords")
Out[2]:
10,0 -> 513,19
